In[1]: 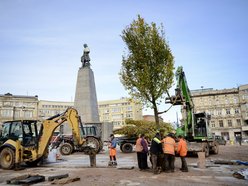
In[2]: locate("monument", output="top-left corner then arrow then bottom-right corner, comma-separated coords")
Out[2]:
74,44 -> 100,123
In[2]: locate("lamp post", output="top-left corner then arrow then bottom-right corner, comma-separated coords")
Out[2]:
12,106 -> 16,120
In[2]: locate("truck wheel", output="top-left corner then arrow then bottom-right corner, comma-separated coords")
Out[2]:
0,147 -> 15,170
120,144 -> 124,152
121,143 -> 133,153
86,137 -> 100,153
204,144 -> 209,157
212,143 -> 219,154
60,143 -> 73,155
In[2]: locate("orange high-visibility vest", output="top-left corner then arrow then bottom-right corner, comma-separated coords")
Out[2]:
135,137 -> 143,152
163,136 -> 176,155
177,138 -> 188,157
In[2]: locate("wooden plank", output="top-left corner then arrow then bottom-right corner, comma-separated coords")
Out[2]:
48,174 -> 69,181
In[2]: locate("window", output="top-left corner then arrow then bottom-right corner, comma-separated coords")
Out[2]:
219,120 -> 224,127
112,108 -> 121,113
211,121 -> 215,128
1,109 -> 12,117
112,114 -> 122,120
217,109 -> 222,115
210,110 -> 215,116
228,120 -> 232,127
235,108 -> 239,114
14,110 -> 20,119
126,113 -> 133,118
236,119 -> 241,126
24,111 -> 33,118
3,101 -> 12,106
233,97 -> 238,104
127,106 -> 132,111
104,109 -> 109,113
226,109 -> 230,115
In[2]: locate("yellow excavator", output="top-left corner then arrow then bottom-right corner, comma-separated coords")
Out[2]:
0,107 -> 91,170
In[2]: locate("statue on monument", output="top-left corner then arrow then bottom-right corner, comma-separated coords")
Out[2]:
81,43 -> 91,68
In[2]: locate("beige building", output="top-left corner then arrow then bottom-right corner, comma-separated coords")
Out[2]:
38,100 -> 73,121
0,93 -> 39,126
98,97 -> 143,129
190,84 -> 248,141
0,94 -> 143,131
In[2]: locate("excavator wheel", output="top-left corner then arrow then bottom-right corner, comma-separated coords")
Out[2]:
59,143 -> 73,155
0,147 -> 15,170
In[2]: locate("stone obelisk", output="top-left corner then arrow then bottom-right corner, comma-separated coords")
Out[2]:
74,44 -> 99,123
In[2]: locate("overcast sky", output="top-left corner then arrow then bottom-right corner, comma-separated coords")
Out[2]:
1,0 -> 247,123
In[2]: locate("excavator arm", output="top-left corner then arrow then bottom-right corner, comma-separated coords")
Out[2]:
38,107 -> 85,156
166,66 -> 194,138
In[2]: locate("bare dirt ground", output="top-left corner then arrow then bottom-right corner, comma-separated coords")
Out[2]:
0,144 -> 247,186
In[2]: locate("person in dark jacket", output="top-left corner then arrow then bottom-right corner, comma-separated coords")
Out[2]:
150,132 -> 163,174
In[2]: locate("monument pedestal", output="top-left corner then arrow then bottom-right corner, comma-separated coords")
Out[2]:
74,67 -> 99,123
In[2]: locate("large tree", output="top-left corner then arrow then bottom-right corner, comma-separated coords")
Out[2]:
120,15 -> 174,128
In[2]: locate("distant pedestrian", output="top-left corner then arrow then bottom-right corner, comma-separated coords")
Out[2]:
177,135 -> 188,172
162,133 -> 176,172
135,134 -> 149,170
108,134 -> 117,166
150,132 -> 163,174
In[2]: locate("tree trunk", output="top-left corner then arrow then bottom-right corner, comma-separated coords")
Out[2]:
152,100 -> 160,129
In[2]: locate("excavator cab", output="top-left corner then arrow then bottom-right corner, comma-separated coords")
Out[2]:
0,120 -> 39,147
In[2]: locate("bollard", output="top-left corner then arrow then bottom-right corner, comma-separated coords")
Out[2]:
197,152 -> 206,169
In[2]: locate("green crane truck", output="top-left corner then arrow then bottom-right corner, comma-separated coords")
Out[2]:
166,66 -> 219,156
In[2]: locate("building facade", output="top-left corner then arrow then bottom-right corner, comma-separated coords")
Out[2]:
98,97 -> 143,129
38,100 -> 73,121
190,84 -> 248,141
0,93 -> 39,128
0,94 -> 143,130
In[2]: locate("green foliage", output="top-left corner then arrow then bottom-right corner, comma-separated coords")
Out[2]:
114,119 -> 174,140
120,15 -> 175,126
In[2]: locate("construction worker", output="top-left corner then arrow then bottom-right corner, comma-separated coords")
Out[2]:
108,134 -> 117,166
135,134 -> 149,170
177,135 -> 188,172
150,132 -> 163,174
162,133 -> 176,172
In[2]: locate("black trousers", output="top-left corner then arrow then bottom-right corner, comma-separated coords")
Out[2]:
137,152 -> 148,170
164,154 -> 175,172
180,156 -> 188,171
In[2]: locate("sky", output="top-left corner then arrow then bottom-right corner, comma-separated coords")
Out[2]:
0,0 -> 248,123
